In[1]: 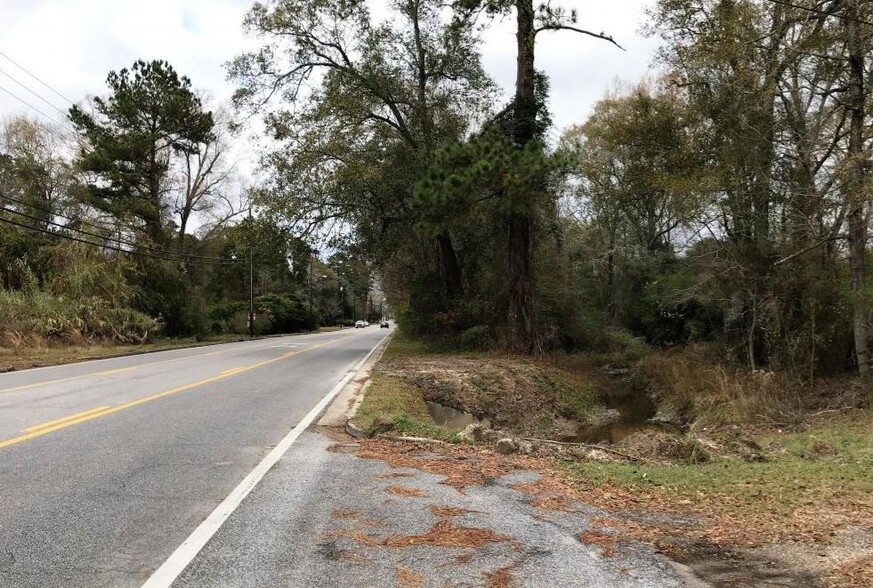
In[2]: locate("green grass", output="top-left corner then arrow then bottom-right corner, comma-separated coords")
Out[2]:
351,373 -> 456,440
565,412 -> 873,514
379,330 -> 433,361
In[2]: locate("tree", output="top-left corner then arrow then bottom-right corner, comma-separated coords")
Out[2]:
453,0 -> 623,351
69,59 -> 214,246
843,0 -> 870,378
562,82 -> 706,326
230,0 -> 493,310
175,105 -> 241,247
0,116 -> 73,230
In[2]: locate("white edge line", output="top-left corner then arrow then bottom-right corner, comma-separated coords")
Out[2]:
141,331 -> 391,588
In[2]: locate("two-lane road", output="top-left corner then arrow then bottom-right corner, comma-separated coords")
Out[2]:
0,328 -> 388,587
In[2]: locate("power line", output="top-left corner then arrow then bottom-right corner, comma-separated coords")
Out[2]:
0,49 -> 75,106
0,212 -> 215,264
0,192 -> 121,236
0,210 -> 242,266
0,193 -> 241,264
0,83 -> 72,131
762,0 -> 873,28
0,205 -> 242,265
1,193 -> 196,260
0,65 -> 68,117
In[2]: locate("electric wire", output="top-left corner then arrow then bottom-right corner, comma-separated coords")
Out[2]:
0,83 -> 71,130
0,194 -> 242,264
0,49 -> 75,106
0,207 -> 242,265
0,65 -> 68,117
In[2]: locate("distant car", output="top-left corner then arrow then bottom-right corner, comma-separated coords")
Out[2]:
380,321 -> 389,328
355,320 -> 365,328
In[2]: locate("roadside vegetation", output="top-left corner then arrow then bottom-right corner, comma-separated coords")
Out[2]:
353,331 -> 873,586
2,0 -> 872,582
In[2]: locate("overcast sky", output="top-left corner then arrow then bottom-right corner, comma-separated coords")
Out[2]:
0,0 -> 661,162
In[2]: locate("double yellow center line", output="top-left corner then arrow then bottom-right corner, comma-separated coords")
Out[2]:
0,337 -> 345,451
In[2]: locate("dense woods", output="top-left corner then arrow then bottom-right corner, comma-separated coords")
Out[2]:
227,0 -> 872,383
0,60 -> 379,344
1,0 -> 871,384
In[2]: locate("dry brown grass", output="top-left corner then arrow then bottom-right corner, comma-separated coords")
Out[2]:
329,510 -> 383,527
382,519 -> 511,549
0,336 -> 242,372
530,496 -> 573,511
831,555 -> 873,588
358,439 -> 543,491
329,492 -> 513,553
578,529 -> 621,558
386,485 -> 428,497
430,505 -> 473,518
635,347 -> 849,429
395,566 -> 426,588
332,518 -> 512,550
483,564 -> 519,588
330,510 -> 359,519
329,528 -> 382,546
511,480 -> 574,512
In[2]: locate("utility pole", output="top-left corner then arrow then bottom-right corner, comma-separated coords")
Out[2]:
248,204 -> 254,339
249,251 -> 254,338
308,250 -> 313,314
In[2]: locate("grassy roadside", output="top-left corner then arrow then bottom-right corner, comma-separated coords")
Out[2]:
354,331 -> 607,440
351,329 -> 873,587
0,327 -> 346,372
351,374 -> 457,440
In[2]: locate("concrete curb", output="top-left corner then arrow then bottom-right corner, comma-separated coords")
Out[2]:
318,330 -> 393,436
344,380 -> 372,439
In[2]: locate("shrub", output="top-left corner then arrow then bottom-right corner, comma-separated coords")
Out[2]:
0,290 -> 161,345
456,325 -> 492,351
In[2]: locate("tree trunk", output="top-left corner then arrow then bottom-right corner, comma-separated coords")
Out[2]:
437,230 -> 463,299
845,0 -> 869,377
506,0 -> 537,351
179,209 -> 190,247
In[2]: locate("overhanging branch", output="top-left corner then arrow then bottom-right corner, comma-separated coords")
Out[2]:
534,25 -> 625,51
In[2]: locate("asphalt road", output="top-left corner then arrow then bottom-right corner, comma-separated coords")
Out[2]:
173,433 -> 690,588
0,327 -> 389,588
